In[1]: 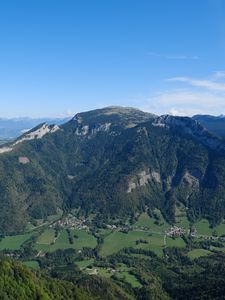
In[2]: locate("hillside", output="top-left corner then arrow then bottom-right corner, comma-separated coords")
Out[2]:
0,257 -> 90,300
0,107 -> 225,234
0,257 -> 134,300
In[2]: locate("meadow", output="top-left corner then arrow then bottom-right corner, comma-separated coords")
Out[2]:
22,260 -> 40,269
187,249 -> 212,260
0,232 -> 34,250
34,228 -> 97,252
100,229 -> 166,257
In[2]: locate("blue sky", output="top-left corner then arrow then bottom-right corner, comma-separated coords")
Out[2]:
0,0 -> 225,117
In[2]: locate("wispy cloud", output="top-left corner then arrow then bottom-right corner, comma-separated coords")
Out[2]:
139,73 -> 225,116
168,76 -> 225,92
213,71 -> 225,79
147,52 -> 199,60
141,90 -> 225,116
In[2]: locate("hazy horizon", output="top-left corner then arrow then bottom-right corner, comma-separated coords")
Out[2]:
0,105 -> 225,119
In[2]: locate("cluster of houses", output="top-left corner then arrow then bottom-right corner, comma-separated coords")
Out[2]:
166,226 -> 186,237
106,224 -> 117,230
86,267 -> 117,276
166,226 -> 198,237
50,214 -> 88,230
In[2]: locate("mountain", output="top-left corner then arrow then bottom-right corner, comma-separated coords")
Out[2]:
0,117 -> 70,141
193,114 -> 225,139
1,106 -> 225,234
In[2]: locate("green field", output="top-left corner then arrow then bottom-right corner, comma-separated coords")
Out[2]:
176,215 -> 190,229
194,219 -> 213,236
70,229 -> 97,249
188,249 -> 212,260
36,228 -> 55,244
23,260 -> 40,269
97,268 -> 114,278
135,212 -> 169,231
134,232 -> 165,256
35,229 -> 97,252
115,271 -> 142,288
174,204 -> 190,229
100,230 -> 166,257
214,222 -> 225,236
166,236 -> 186,248
76,259 -> 94,269
0,233 -> 34,250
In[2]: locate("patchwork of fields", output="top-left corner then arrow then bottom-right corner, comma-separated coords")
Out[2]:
1,210 -> 225,288
35,229 -> 97,252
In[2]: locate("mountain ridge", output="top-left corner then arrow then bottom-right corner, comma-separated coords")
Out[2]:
0,106 -> 225,234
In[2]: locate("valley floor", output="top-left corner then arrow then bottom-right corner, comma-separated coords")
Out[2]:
1,209 -> 225,291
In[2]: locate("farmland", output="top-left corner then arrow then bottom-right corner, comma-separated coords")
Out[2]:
35,228 -> 97,252
0,232 -> 34,250
1,211 -> 225,280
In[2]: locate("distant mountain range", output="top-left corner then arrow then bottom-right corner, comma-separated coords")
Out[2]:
193,114 -> 225,139
1,106 -> 225,234
0,117 -> 70,141
1,113 -> 225,142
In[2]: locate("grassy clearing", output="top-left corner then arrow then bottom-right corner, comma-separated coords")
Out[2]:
36,228 -> 55,245
135,212 -> 169,232
195,219 -> 225,237
100,230 -> 165,257
95,266 -> 142,288
100,231 -> 134,256
134,232 -> 165,257
166,236 -> 186,248
194,219 -> 213,236
76,259 -> 94,269
214,222 -> 225,236
49,229 -> 69,251
188,249 -> 212,260
175,204 -> 190,229
46,212 -> 63,223
34,229 -> 97,252
97,268 -> 114,278
176,216 -> 190,229
23,260 -> 40,269
71,229 -> 97,249
115,271 -> 142,288
0,233 -> 34,250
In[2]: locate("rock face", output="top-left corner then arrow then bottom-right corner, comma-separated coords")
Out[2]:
15,123 -> 60,143
75,123 -> 112,136
182,171 -> 200,189
152,115 -> 225,153
127,170 -> 161,192
0,123 -> 59,154
0,146 -> 13,154
18,156 -> 30,164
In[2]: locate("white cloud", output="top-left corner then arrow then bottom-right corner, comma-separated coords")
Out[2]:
135,73 -> 225,116
213,71 -> 225,79
168,76 -> 225,92
140,89 -> 225,116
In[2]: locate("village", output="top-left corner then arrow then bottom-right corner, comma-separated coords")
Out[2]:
50,214 -> 89,230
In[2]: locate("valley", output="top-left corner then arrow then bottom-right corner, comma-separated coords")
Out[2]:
1,209 -> 225,291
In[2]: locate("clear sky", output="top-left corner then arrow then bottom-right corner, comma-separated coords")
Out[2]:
0,0 -> 225,117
